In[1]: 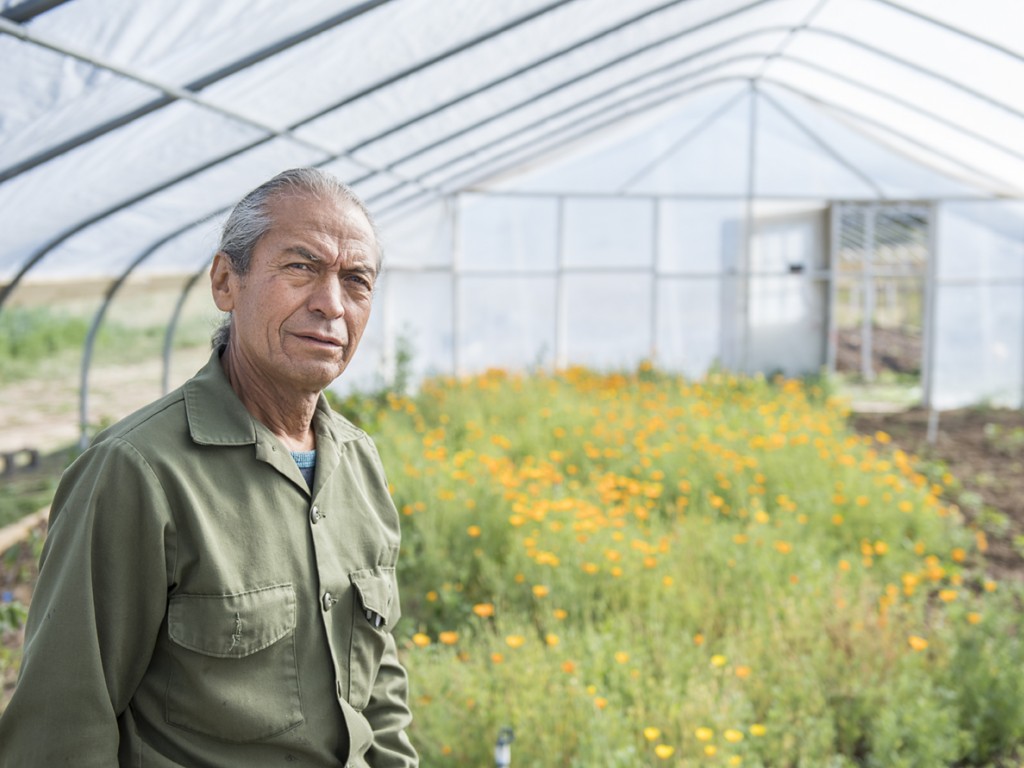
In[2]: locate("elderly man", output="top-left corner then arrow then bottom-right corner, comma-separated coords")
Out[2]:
0,169 -> 417,767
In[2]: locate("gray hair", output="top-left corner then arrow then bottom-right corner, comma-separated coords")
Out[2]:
212,168 -> 382,348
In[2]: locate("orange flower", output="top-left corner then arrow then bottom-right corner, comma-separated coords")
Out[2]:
439,631 -> 459,645
908,635 -> 929,652
472,603 -> 495,618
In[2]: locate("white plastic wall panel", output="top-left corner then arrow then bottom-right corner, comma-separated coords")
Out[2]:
564,273 -> 653,369
457,276 -> 557,372
458,195 -> 558,272
658,200 -> 745,275
562,198 -> 653,268
932,202 -> 1024,408
656,278 -> 722,376
377,199 -> 454,269
380,271 -> 454,382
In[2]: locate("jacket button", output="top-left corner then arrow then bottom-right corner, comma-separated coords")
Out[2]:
322,591 -> 336,611
310,505 -> 321,524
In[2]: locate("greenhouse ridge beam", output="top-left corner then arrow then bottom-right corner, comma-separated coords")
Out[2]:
0,0 -> 392,184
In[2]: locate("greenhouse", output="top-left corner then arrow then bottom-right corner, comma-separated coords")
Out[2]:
2,1 -> 1024,766
1,0 -> 1022,424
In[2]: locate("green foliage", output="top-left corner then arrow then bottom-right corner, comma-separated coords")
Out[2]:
337,362 -> 1023,766
0,305 -> 214,385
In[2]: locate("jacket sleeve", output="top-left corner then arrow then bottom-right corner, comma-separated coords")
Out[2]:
0,437 -> 174,767
362,631 -> 418,767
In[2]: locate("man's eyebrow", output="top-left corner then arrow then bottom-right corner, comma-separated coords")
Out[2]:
283,245 -> 321,262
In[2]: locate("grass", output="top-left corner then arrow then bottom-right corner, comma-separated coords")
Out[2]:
333,363 -> 1024,767
0,305 -> 217,386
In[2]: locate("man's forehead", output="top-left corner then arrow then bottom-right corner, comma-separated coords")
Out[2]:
265,192 -> 380,263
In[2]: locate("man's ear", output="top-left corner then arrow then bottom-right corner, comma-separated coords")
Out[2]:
210,252 -> 237,312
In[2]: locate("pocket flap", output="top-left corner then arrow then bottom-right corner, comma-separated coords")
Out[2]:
350,569 -> 394,625
168,584 -> 296,658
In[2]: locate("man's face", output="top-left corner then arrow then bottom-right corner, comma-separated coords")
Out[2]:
212,192 -> 379,394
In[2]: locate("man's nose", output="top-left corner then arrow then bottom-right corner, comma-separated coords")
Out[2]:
309,276 -> 345,318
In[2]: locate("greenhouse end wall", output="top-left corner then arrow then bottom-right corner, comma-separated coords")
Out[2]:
359,192 -> 830,391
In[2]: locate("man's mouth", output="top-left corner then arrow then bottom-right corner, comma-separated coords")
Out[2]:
296,332 -> 345,348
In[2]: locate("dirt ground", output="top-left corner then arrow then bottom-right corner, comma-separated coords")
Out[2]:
851,406 -> 1024,582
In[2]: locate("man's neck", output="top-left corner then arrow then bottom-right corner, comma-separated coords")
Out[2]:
220,346 -> 318,452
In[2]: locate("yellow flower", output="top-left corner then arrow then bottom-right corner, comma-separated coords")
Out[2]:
908,635 -> 929,652
582,562 -> 600,574
545,633 -> 559,646
695,727 -> 714,741
724,729 -> 744,743
466,525 -> 481,537
614,651 -> 629,664
643,727 -> 661,741
426,590 -> 438,602
553,608 -> 568,620
729,757 -> 743,766
967,612 -> 982,625
505,635 -> 526,649
711,654 -> 727,667
472,603 -> 495,618
939,589 -> 958,602
412,633 -> 431,647
439,631 -> 459,645
951,547 -> 966,563
705,745 -> 718,756
532,584 -> 550,598
750,724 -> 767,737
654,744 -> 675,759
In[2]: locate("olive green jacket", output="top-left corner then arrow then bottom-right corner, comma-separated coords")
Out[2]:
0,351 -> 417,767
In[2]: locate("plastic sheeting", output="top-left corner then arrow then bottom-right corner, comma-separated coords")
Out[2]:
1,0 -> 1023,408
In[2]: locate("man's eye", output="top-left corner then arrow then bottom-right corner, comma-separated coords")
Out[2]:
288,263 -> 313,272
347,274 -> 373,289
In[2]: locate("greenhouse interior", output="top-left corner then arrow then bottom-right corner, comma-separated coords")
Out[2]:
4,2 -> 1024,765
1,0 -> 1022,438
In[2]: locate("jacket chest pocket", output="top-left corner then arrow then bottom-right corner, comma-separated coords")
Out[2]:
165,584 -> 303,742
347,567 -> 398,711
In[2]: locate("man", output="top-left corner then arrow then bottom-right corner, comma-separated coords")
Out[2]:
0,168 -> 418,767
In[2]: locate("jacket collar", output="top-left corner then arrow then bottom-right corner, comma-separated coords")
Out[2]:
183,347 -> 364,449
